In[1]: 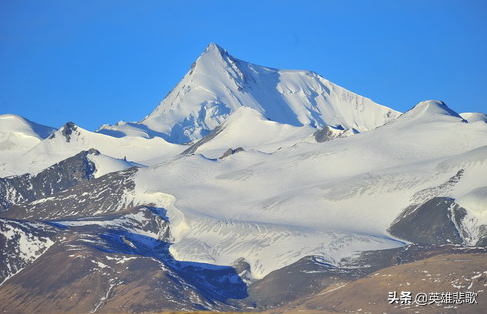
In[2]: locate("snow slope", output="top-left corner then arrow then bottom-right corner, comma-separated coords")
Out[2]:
130,100 -> 487,279
87,153 -> 141,178
0,114 -> 56,166
457,187 -> 487,215
0,219 -> 57,285
2,42 -> 486,287
0,122 -> 184,177
98,43 -> 400,143
460,112 -> 487,124
456,185 -> 487,245
184,107 -> 317,159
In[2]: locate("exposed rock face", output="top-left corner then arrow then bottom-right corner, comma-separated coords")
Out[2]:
0,206 -> 248,314
182,124 -> 226,155
243,244 -> 487,311
3,167 -> 138,220
0,149 -> 99,211
0,219 -> 57,285
313,125 -> 345,142
220,147 -> 244,159
281,251 -> 487,314
388,197 -> 466,245
0,155 -> 486,313
0,149 -> 249,313
1,44 -> 487,314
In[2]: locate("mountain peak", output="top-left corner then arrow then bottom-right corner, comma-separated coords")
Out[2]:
109,44 -> 400,144
195,42 -> 230,65
460,112 -> 487,124
412,100 -> 452,112
190,42 -> 240,78
0,113 -> 24,121
60,121 -> 78,134
48,121 -> 81,143
399,100 -> 465,122
0,114 -> 55,139
205,42 -> 226,54
0,114 -> 31,132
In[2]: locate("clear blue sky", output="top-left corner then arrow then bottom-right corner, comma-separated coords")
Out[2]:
1,0 -> 486,130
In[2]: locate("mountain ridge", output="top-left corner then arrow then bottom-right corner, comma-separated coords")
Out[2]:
1,43 -> 487,314
0,114 -> 56,166
98,42 -> 401,143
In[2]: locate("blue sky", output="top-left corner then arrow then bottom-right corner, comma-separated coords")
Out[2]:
1,0 -> 486,130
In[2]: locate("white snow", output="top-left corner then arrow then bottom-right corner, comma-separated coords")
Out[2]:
1,43 -> 487,283
398,100 -> 465,123
1,222 -> 54,262
56,208 -> 166,240
105,255 -> 137,263
455,186 -> 487,245
457,187 -> 487,216
460,112 -> 487,124
0,114 -> 56,166
99,43 -> 400,143
0,123 -> 185,176
189,107 -> 316,158
130,99 -> 487,278
87,153 -> 142,178
0,220 -> 55,285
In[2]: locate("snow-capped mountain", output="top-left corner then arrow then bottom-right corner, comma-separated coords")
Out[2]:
0,121 -> 184,177
129,99 -> 487,279
1,43 -> 487,314
182,106 -> 317,159
98,43 -> 400,143
460,112 -> 487,124
0,114 -> 55,166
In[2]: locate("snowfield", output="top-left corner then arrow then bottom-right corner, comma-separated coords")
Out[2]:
1,43 -> 487,282
0,114 -> 55,166
98,43 -> 400,143
0,122 -> 184,177
130,100 -> 487,279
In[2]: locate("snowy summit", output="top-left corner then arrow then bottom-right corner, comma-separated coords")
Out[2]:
98,43 -> 400,143
1,42 -> 487,314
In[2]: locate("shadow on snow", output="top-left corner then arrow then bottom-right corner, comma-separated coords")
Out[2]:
94,229 -> 248,303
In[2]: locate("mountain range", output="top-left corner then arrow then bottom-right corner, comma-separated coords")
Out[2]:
1,43 -> 486,314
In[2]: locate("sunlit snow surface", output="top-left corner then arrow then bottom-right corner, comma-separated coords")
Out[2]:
1,44 -> 487,282
130,100 -> 487,279
0,123 -> 184,177
456,186 -> 487,245
0,114 -> 55,166
99,43 -> 400,143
